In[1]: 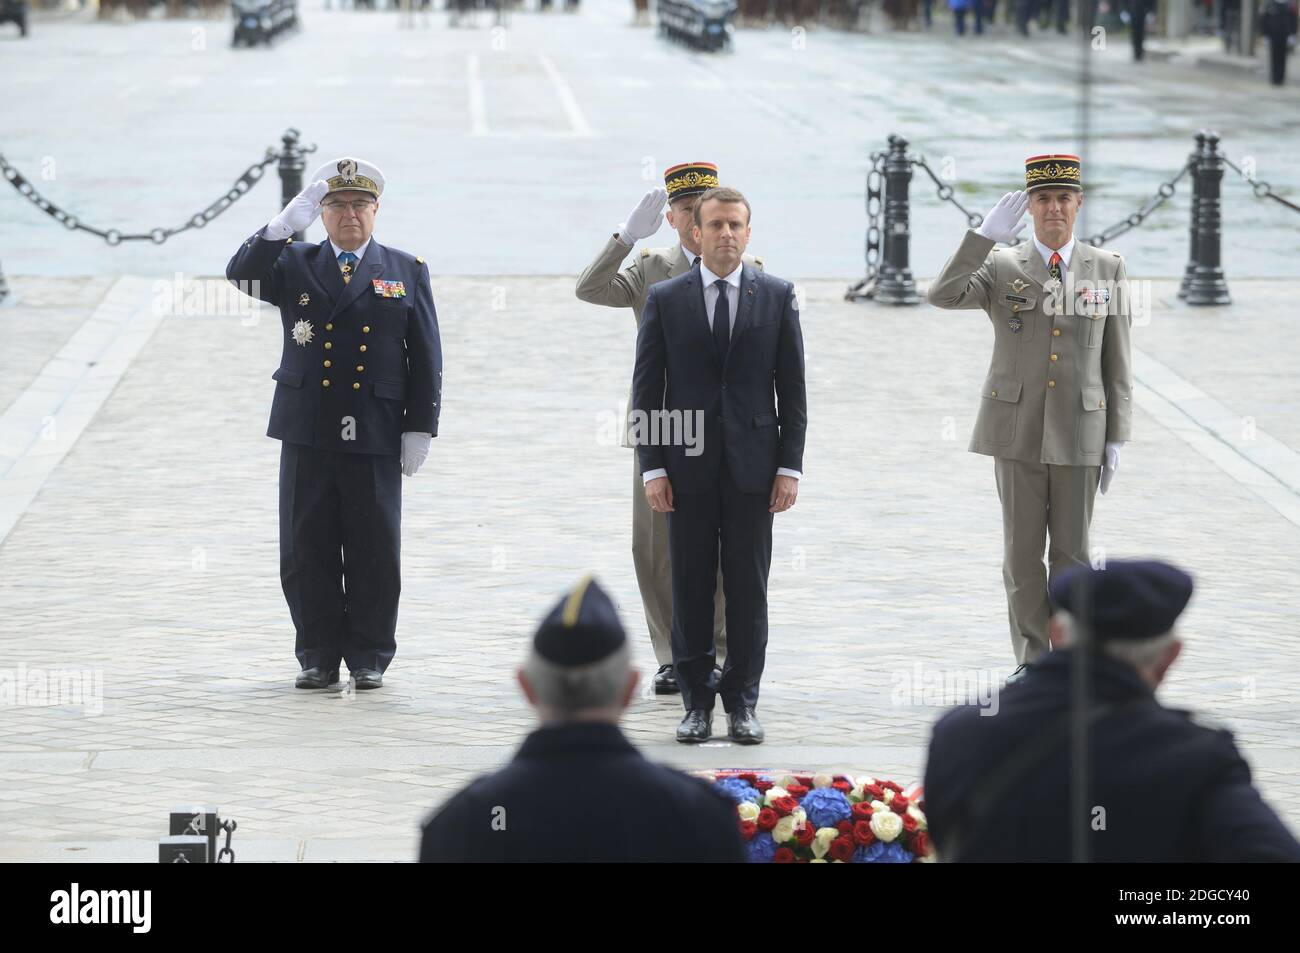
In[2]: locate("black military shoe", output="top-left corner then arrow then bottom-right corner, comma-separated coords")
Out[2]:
295,667 -> 339,689
653,664 -> 680,695
727,707 -> 764,745
675,709 -> 713,743
351,668 -> 383,690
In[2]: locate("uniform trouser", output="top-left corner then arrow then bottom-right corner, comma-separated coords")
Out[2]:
666,460 -> 773,714
631,454 -> 726,667
993,457 -> 1100,665
280,442 -> 402,674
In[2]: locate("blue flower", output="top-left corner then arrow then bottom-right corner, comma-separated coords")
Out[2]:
854,841 -> 913,864
800,787 -> 852,829
713,777 -> 763,806
747,832 -> 778,863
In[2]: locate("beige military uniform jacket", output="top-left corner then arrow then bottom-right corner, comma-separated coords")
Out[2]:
927,229 -> 1133,467
576,234 -> 763,448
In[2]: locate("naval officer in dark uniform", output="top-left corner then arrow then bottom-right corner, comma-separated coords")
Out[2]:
418,577 -> 745,862
924,560 -> 1300,862
226,157 -> 443,690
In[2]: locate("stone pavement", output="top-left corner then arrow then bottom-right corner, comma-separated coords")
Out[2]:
1,268 -> 1298,861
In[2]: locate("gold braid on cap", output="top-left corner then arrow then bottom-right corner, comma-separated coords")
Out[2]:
665,170 -> 720,197
561,575 -> 596,628
325,174 -> 380,196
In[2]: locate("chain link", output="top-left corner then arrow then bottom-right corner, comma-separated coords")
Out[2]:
216,818 -> 237,863
912,155 -> 989,231
1083,160 -> 1193,246
0,139 -> 316,245
1221,155 -> 1300,215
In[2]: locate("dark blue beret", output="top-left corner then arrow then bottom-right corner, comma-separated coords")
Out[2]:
533,576 -> 627,666
1049,560 -> 1194,642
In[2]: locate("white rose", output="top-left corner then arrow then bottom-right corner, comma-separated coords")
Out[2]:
812,773 -> 834,789
776,775 -> 798,789
772,816 -> 797,844
907,804 -> 927,831
792,807 -> 807,826
870,799 -> 889,813
882,788 -> 895,804
737,801 -> 760,823
763,786 -> 789,806
870,810 -> 903,843
850,784 -> 866,802
811,827 -> 839,859
810,858 -> 828,863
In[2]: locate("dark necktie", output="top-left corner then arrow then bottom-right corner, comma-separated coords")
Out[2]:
693,255 -> 701,267
712,278 -> 730,365
338,251 -> 359,284
1048,251 -> 1062,283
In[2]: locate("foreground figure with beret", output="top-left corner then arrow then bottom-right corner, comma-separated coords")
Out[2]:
923,560 -> 1300,862
418,577 -> 745,862
226,157 -> 443,691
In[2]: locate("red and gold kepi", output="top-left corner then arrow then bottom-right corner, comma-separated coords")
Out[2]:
1024,154 -> 1082,192
663,162 -> 720,202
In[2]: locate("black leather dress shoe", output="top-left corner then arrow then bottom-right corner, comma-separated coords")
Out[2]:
675,709 -> 712,743
727,707 -> 764,745
653,664 -> 680,695
351,668 -> 383,690
295,667 -> 339,689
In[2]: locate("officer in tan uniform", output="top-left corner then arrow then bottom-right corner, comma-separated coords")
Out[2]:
575,162 -> 764,695
927,154 -> 1133,676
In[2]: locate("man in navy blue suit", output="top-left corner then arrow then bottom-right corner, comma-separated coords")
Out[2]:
631,186 -> 807,745
226,157 -> 442,691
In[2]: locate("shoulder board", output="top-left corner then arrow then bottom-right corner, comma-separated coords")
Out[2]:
753,256 -> 764,267
416,256 -> 425,265
641,247 -> 650,258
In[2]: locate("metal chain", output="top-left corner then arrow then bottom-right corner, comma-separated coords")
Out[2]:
912,155 -> 988,230
0,141 -> 314,245
216,818 -> 236,863
1221,155 -> 1300,214
1083,159 -> 1194,246
863,150 -> 884,283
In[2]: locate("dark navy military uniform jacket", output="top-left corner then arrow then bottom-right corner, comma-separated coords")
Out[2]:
924,650 -> 1300,862
418,722 -> 746,863
226,229 -> 442,456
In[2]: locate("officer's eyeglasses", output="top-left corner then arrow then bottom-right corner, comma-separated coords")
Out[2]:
322,200 -> 376,214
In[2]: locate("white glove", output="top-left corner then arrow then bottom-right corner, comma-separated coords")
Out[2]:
266,180 -> 330,238
1100,440 -> 1124,495
401,432 -> 432,477
976,191 -> 1029,244
615,188 -> 668,246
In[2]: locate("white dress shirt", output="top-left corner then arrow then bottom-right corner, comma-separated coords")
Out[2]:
1032,233 -> 1075,271
642,259 -> 801,485
329,236 -> 371,263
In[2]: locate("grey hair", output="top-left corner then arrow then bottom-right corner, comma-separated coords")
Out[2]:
521,643 -> 631,715
1056,610 -> 1177,671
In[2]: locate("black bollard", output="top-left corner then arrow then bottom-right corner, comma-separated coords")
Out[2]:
1178,132 -> 1206,302
0,259 -> 8,304
278,128 -> 309,242
875,135 -> 920,306
1181,130 -> 1231,306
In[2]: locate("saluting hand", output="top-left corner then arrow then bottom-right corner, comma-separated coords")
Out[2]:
977,191 -> 1029,244
269,180 -> 330,236
617,188 -> 669,246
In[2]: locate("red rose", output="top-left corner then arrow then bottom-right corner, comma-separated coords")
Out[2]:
832,775 -> 850,783
865,783 -> 885,799
853,820 -> 876,847
757,808 -> 779,831
795,821 -> 816,847
772,796 -> 799,817
902,814 -> 919,833
738,820 -> 757,841
829,837 -> 855,862
795,775 -> 814,787
773,847 -> 796,864
891,795 -> 910,815
836,819 -> 854,837
851,802 -> 874,821
739,773 -> 759,785
831,781 -> 853,794
786,783 -> 809,797
882,780 -> 903,794
912,832 -> 931,857
754,780 -> 774,793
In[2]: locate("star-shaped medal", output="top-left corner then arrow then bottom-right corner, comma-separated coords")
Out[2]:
291,319 -> 314,347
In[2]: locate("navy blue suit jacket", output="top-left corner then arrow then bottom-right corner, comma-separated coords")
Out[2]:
226,230 -> 442,456
924,651 -> 1300,862
631,262 -> 806,495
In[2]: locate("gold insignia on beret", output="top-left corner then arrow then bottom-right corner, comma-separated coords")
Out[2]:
1025,154 -> 1083,192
